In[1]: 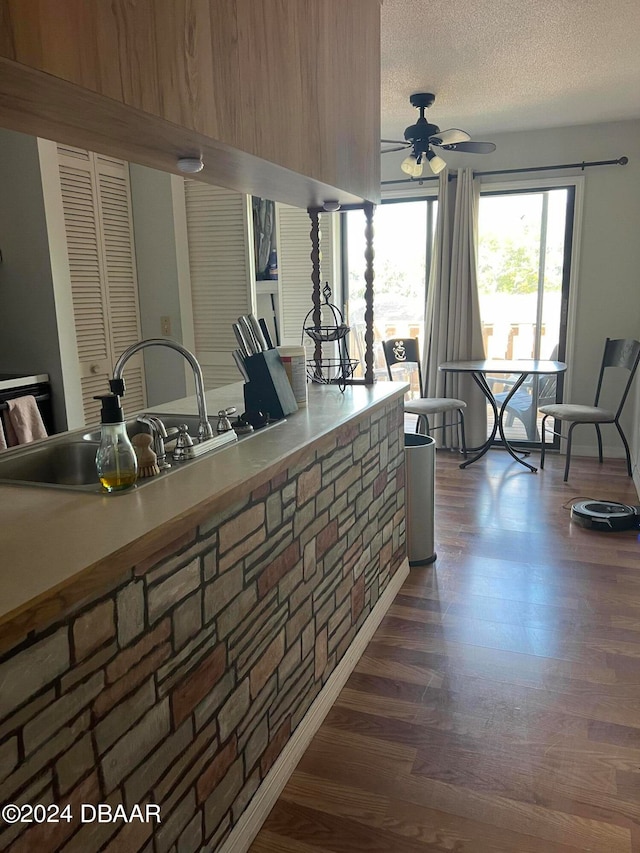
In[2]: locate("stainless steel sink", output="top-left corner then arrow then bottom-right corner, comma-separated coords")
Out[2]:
0,413 -> 284,494
82,413 -> 284,445
0,441 -> 103,492
81,412 -> 213,443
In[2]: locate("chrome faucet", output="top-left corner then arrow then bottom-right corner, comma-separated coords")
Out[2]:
111,339 -> 214,442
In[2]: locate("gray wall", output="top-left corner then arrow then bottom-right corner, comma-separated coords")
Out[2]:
0,129 -> 67,431
129,164 -> 187,408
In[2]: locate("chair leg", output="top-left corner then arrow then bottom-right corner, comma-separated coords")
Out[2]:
615,419 -> 633,477
459,409 -> 467,458
415,414 -> 427,435
540,415 -> 549,469
524,410 -> 537,442
564,423 -> 577,482
595,424 -> 603,464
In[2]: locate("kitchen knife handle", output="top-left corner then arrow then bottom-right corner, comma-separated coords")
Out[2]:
232,349 -> 250,382
232,323 -> 251,358
258,318 -> 274,349
247,313 -> 269,351
238,315 -> 261,353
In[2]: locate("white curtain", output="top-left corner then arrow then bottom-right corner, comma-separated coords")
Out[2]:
422,167 -> 487,448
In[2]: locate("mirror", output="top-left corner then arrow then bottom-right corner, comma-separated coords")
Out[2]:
0,126 -> 254,433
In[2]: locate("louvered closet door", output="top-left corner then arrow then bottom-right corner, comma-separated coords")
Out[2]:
184,181 -> 252,389
57,146 -> 145,424
277,204 -> 336,350
58,146 -> 112,425
94,154 -> 145,416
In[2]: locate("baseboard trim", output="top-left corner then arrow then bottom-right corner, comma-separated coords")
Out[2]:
570,444 -> 628,459
218,557 -> 410,853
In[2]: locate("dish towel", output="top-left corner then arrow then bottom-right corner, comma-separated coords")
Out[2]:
0,415 -> 7,451
4,396 -> 48,446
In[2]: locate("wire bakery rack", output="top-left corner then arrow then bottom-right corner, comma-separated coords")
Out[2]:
302,284 -> 358,390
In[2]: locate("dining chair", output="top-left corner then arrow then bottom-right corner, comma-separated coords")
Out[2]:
494,373 -> 558,441
381,338 -> 467,456
539,337 -> 640,481
491,346 -> 559,441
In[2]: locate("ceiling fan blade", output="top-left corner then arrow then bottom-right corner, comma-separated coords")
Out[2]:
429,128 -> 470,146
439,141 -> 497,154
381,139 -> 411,154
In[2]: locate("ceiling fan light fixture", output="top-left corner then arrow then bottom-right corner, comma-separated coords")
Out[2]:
426,150 -> 446,175
401,153 -> 422,177
400,153 -> 424,178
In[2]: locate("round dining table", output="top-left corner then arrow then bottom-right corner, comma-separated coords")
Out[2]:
439,359 -> 567,472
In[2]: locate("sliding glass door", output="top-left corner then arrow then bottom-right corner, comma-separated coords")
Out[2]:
343,198 -> 436,379
342,185 -> 574,445
478,186 -> 574,444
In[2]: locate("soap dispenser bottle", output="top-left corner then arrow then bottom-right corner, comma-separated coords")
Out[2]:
94,393 -> 138,492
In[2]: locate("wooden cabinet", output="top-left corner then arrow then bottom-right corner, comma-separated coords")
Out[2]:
0,0 -> 381,208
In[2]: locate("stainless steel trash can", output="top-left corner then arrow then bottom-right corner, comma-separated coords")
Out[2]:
404,433 -> 436,565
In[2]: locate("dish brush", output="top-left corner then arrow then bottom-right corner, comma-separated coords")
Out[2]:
131,433 -> 160,478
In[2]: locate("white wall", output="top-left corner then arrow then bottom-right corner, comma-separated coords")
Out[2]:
382,119 -> 640,475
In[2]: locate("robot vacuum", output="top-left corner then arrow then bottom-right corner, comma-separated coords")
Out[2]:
570,500 -> 640,532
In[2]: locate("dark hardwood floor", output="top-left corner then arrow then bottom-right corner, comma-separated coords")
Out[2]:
250,449 -> 640,853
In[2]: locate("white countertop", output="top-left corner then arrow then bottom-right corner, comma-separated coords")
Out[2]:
151,381 -> 247,418
0,382 -> 407,645
0,373 -> 50,392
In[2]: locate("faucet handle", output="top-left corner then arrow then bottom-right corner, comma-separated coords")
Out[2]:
216,407 -> 237,433
172,424 -> 195,462
176,424 -> 194,444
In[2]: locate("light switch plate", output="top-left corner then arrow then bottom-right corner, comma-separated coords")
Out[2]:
160,316 -> 171,336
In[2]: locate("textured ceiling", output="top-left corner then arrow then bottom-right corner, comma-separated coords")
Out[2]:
381,0 -> 640,143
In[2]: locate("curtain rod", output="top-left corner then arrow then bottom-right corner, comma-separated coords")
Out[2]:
380,156 -> 629,187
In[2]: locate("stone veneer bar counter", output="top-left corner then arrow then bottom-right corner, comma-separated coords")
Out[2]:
0,382 -> 408,852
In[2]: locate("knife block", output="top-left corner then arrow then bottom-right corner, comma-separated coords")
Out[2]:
243,350 -> 298,419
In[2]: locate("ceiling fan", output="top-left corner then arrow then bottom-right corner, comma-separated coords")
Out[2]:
381,93 -> 496,177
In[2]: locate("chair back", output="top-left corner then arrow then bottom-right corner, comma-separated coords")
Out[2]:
594,338 -> 640,416
382,338 -> 423,391
537,373 -> 558,407
536,344 -> 560,407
